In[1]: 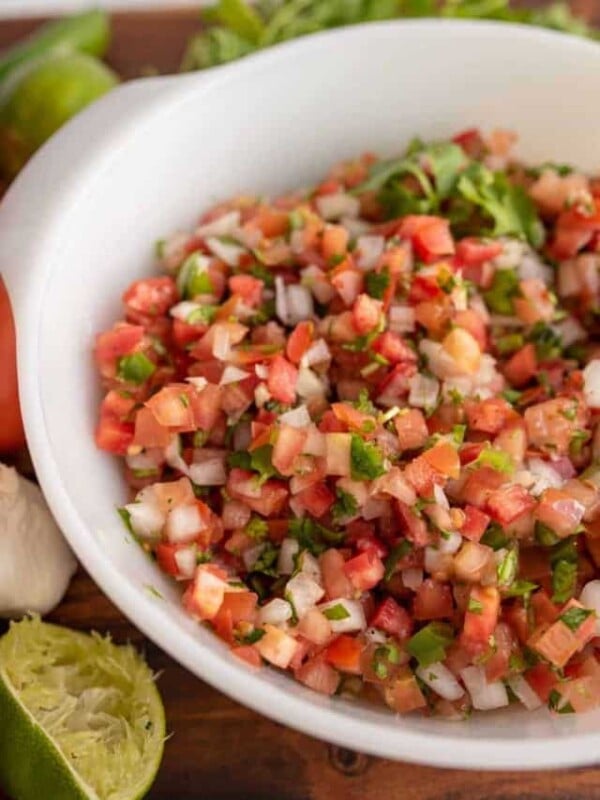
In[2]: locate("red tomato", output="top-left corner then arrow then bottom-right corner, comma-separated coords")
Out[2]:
372,331 -> 416,365
321,224 -> 349,261
485,484 -> 536,526
464,397 -> 517,434
319,548 -> 353,600
460,467 -> 506,508
133,407 -> 172,448
296,656 -> 340,695
453,308 -> 487,351
286,320 -> 314,364
145,384 -> 196,431
370,597 -> 413,638
343,550 -> 385,591
412,579 -> 454,620
292,482 -> 335,518
0,280 -> 25,451
484,622 -> 514,683
324,635 -> 363,674
455,237 -> 502,266
228,274 -> 264,307
461,586 -> 500,654
393,409 -> 429,450
267,355 -> 298,404
272,424 -> 306,475
383,668 -> 427,713
352,293 -> 382,334
94,323 -> 145,377
227,469 -> 289,517
231,645 -> 263,668
123,276 -> 178,318
452,128 -> 485,157
395,501 -> 432,547
95,415 -> 134,454
399,215 -> 455,262
525,663 -> 559,702
459,505 -> 491,542
535,488 -> 586,538
503,343 -> 537,388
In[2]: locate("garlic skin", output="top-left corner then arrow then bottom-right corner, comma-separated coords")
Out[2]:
0,465 -> 77,617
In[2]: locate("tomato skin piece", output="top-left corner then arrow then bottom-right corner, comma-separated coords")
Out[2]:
267,355 -> 298,404
369,597 -> 413,638
227,469 -> 289,517
231,645 -> 263,668
0,279 -> 25,452
484,622 -> 514,683
412,579 -> 454,620
228,274 -> 263,307
535,488 -> 586,539
296,655 -> 340,695
464,397 -> 517,435
503,343 -> 537,387
461,586 -> 500,655
485,484 -> 536,526
383,668 -> 427,713
133,406 -> 172,448
94,323 -> 145,377
352,293 -> 382,334
95,415 -> 134,454
398,215 -> 455,262
319,548 -> 353,600
393,409 -> 429,451
286,320 -> 314,364
293,482 -> 335,518
344,550 -> 385,591
325,635 -> 363,674
455,237 -> 502,266
525,663 -> 559,702
372,331 -> 416,365
123,276 -> 178,318
459,505 -> 491,542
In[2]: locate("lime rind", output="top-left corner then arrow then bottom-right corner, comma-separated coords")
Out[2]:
0,617 -> 165,800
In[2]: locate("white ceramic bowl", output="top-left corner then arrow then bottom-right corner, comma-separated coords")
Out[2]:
3,19 -> 600,770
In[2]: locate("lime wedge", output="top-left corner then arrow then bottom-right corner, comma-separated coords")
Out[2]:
0,617 -> 165,800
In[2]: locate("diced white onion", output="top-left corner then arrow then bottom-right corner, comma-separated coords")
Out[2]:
286,284 -> 314,325
493,238 -> 525,270
401,568 -> 423,591
242,543 -> 266,571
527,458 -> 564,496
419,339 -> 461,380
408,373 -> 439,409
433,484 -> 450,510
507,675 -> 543,711
278,538 -> 300,575
340,216 -> 371,237
298,551 -> 322,584
125,449 -> 162,471
355,235 -> 385,271
301,265 -> 336,304
388,305 -> 416,334
170,301 -> 202,321
165,435 -> 190,476
174,546 -> 197,579
196,210 -> 241,239
285,573 -> 325,619
303,426 -> 326,456
255,363 -> 269,380
417,662 -> 464,701
220,365 -> 250,385
165,504 -> 204,544
254,383 -> 271,408
518,250 -> 553,284
425,546 -> 451,575
258,598 -> 293,626
438,531 -> 463,555
318,599 -> 367,633
297,367 -> 327,398
460,666 -> 509,710
124,499 -> 164,541
364,627 -> 388,644
580,580 -> 600,635
583,360 -> 600,409
315,193 -> 360,220
212,326 -> 231,361
553,316 -> 586,348
205,236 -> 246,267
279,405 -> 311,429
189,450 -> 227,486
300,339 -> 331,369
362,497 -> 389,520
186,376 -> 208,391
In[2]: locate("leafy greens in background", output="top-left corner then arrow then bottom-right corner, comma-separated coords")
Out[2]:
181,0 -> 598,71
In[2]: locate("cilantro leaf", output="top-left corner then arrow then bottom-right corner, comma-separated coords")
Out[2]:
560,606 -> 594,632
384,540 -> 413,581
483,267 -> 520,315
365,269 -> 391,300
350,435 -> 385,480
331,488 -> 359,522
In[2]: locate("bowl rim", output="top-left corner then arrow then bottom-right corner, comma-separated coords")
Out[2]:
8,17 -> 600,770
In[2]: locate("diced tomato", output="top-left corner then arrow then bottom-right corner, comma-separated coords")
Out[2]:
155,543 -> 185,577
94,323 -> 145,377
255,624 -> 298,669
459,505 -> 491,542
182,565 -> 228,621
324,635 -> 363,674
554,676 -> 600,713
95,415 -> 134,454
453,308 -> 487,351
228,274 -> 264,307
503,601 -> 530,644
213,591 -> 258,642
145,384 -> 196,431
461,586 -> 500,655
383,668 -> 427,713
485,484 -> 535,525
464,397 -> 518,435
452,128 -> 485,157
531,590 -> 560,627
319,549 -> 353,600
370,597 -> 413,638
100,389 -> 137,421
421,441 -> 460,479
399,215 -> 455,263
352,293 -> 383,334
330,263 -> 364,306
532,599 -> 596,667
412,579 -> 454,620
296,655 -> 340,695
484,622 -> 514,683
293,482 -> 335,518
123,276 -> 178,318
272,424 -> 306,475
331,402 -> 374,434
322,224 -> 349,261
344,550 -> 385,592
395,501 -> 432,547
455,237 -> 502,266
372,331 -> 416,365
286,320 -> 314,364
249,206 -> 290,238
227,468 -> 289,517
394,409 -> 429,450
524,396 -> 589,456
267,355 -> 298,404
525,663 -> 559,703
503,343 -> 537,387
404,455 -> 441,497
535,487 -> 586,538
231,645 -> 263,668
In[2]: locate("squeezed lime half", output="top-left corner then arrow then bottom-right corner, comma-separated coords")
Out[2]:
0,617 -> 165,800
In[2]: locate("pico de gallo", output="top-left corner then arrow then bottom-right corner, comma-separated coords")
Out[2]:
95,128 -> 600,718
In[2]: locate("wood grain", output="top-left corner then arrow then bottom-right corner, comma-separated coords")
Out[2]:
3,7 -> 600,799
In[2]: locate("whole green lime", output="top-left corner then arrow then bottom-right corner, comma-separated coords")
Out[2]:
0,51 -> 118,176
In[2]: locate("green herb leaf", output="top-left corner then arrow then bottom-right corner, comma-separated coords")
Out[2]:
331,487 -> 359,522
474,444 -> 514,474
483,267 -> 520,315
323,603 -> 351,621
350,434 -> 385,480
245,516 -> 269,539
528,322 -> 562,360
365,269 -> 390,300
384,540 -> 413,581
480,522 -> 509,551
251,543 -> 279,577
239,627 -> 266,645
181,26 -> 256,71
372,643 -> 401,679
117,352 -> 156,385
559,606 -> 594,632
407,622 -> 454,667
535,521 -> 561,547
551,559 -> 578,604
548,687 -> 575,714
468,597 -> 483,614
204,0 -> 265,43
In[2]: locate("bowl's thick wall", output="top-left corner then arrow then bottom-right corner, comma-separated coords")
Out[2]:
3,20 -> 600,769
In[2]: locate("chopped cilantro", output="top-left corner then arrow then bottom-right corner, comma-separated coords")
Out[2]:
350,435 -> 385,480
372,643 -> 401,680
570,429 -> 591,457
228,445 -> 280,484
552,559 -> 577,604
502,388 -> 523,405
353,389 -> 378,416
496,333 -> 524,355
238,628 -> 266,645
384,540 -> 413,581
365,269 -> 391,300
245,516 -> 268,539
452,424 -> 466,445
227,450 -> 252,469
560,606 -> 594,632
468,597 -> 483,614
548,688 -> 575,715
117,507 -> 134,535
480,523 -> 509,551
117,352 -> 156,385
288,517 -> 344,556
331,488 -> 359,522
528,322 -> 562,360
407,622 -> 454,668
535,521 -> 560,547
323,603 -> 351,621
251,543 -> 279,577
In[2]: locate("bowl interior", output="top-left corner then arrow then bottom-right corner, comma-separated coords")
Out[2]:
8,20 -> 600,768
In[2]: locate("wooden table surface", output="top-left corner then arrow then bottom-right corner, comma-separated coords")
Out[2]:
3,7 -> 600,798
